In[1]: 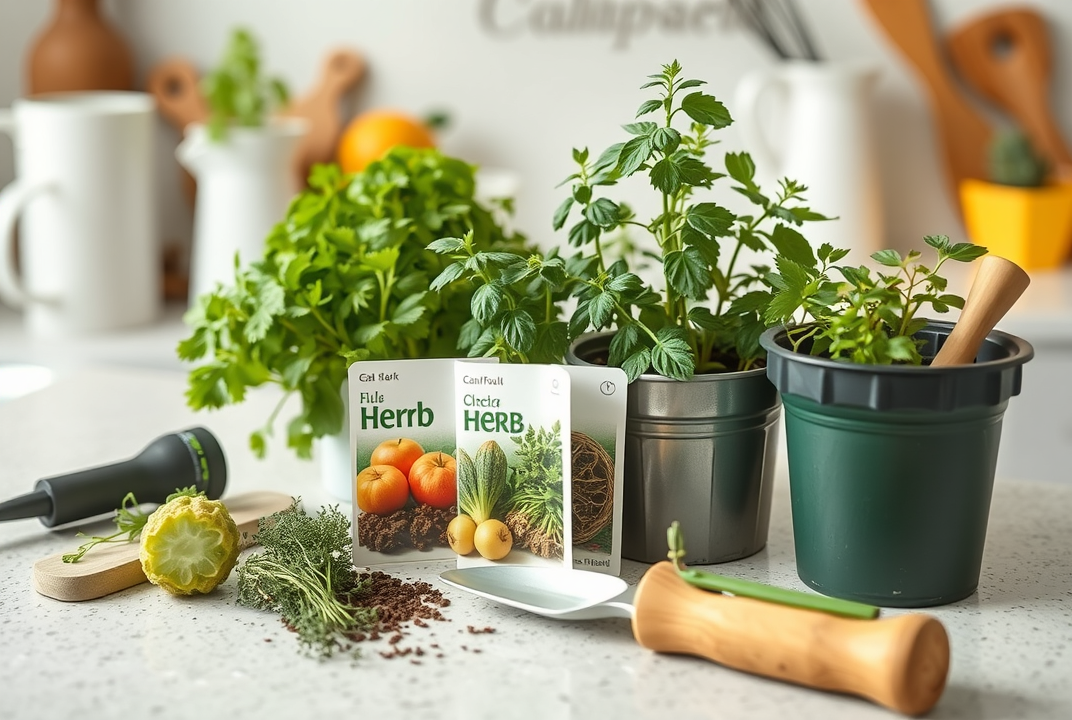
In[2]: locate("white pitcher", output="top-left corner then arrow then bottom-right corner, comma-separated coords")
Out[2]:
178,118 -> 306,305
0,91 -> 159,337
735,62 -> 884,259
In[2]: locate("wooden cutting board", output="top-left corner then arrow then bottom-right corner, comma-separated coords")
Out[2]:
859,0 -> 993,211
32,490 -> 294,602
946,7 -> 1072,177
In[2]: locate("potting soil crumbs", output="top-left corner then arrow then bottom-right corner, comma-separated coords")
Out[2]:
335,571 -> 495,661
357,506 -> 453,552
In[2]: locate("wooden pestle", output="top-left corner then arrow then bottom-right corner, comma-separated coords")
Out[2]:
931,255 -> 1031,366
632,562 -> 950,716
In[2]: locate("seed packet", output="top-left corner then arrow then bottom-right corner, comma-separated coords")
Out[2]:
563,365 -> 627,576
349,358 -> 495,567
452,363 -> 572,568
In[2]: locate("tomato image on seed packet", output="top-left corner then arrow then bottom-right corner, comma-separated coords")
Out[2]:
349,358 -> 496,566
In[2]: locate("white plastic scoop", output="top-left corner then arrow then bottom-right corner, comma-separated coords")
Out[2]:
441,562 -> 951,716
440,565 -> 636,620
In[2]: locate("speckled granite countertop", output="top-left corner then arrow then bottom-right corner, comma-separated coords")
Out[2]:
1,368 -> 1069,719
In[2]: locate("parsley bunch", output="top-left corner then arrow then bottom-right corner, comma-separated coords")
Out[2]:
431,60 -> 829,381
179,149 -> 527,457
765,235 -> 988,364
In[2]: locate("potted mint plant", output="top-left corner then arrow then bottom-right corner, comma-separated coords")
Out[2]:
178,148 -> 527,499
760,236 -> 1033,606
430,60 -> 830,564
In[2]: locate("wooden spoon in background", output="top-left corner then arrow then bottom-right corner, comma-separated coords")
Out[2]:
146,57 -> 208,206
946,8 -> 1072,179
279,48 -> 367,189
858,0 -> 993,212
931,255 -> 1031,366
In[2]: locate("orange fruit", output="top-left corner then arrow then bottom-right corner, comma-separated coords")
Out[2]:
337,110 -> 435,173
356,464 -> 410,515
408,451 -> 457,509
370,437 -> 425,478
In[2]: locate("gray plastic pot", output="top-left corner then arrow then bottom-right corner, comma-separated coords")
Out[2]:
760,321 -> 1033,607
567,332 -> 781,565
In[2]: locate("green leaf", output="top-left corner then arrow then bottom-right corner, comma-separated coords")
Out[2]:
500,309 -> 537,351
650,157 -> 683,195
872,249 -> 903,267
585,198 -> 620,228
664,247 -> 712,299
769,224 -> 816,268
552,197 -> 574,231
651,327 -> 694,380
676,156 -> 717,186
687,306 -> 720,330
686,203 -> 735,238
945,242 -> 988,262
727,290 -> 773,316
392,293 -> 428,326
608,324 -> 640,365
651,127 -> 681,153
621,348 -> 652,382
680,92 -> 732,128
430,261 -> 467,292
567,219 -> 602,247
725,152 -> 756,187
617,135 -> 654,177
472,283 -> 503,324
622,121 -> 658,137
636,99 -> 662,117
588,290 -> 617,329
427,236 -> 466,254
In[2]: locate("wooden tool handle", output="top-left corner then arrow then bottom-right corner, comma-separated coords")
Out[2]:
931,255 -> 1031,366
632,562 -> 949,716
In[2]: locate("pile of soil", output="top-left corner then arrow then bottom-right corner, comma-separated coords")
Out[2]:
358,504 -> 453,552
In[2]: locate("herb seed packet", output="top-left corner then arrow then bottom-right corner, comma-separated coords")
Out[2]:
453,363 -> 572,569
564,364 -> 627,576
349,358 -> 495,567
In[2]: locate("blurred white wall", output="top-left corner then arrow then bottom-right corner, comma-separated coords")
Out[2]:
2,0 -> 1072,259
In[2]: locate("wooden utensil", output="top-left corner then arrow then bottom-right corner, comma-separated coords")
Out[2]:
146,57 -> 208,207
32,490 -> 294,602
946,8 -> 1072,177
858,0 -> 993,210
443,562 -> 949,715
931,255 -> 1031,366
279,48 -> 367,188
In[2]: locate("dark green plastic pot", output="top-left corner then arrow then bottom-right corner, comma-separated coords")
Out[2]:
760,321 -> 1033,607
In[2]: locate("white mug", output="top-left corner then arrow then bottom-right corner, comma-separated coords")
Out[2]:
0,91 -> 160,337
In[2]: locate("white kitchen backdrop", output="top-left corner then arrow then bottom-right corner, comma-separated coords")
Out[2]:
3,0 -> 1071,257
2,0 -> 1071,484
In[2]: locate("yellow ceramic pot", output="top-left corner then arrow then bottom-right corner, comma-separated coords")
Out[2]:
959,179 -> 1072,270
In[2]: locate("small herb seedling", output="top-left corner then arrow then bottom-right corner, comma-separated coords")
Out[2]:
666,521 -> 878,619
431,60 -> 831,381
202,28 -> 289,142
765,234 -> 988,364
62,487 -> 199,563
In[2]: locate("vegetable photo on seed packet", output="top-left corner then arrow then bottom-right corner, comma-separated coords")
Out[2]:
349,357 -> 497,567
452,363 -> 572,569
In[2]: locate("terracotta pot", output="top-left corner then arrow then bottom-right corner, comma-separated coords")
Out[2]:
27,0 -> 134,95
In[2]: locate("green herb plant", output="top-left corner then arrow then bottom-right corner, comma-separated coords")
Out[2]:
179,150 -> 527,458
430,59 -> 830,381
765,235 -> 988,364
62,487 -> 198,563
202,28 -> 289,141
504,422 -> 564,558
989,128 -> 1047,188
237,500 -> 375,659
666,521 -> 878,619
